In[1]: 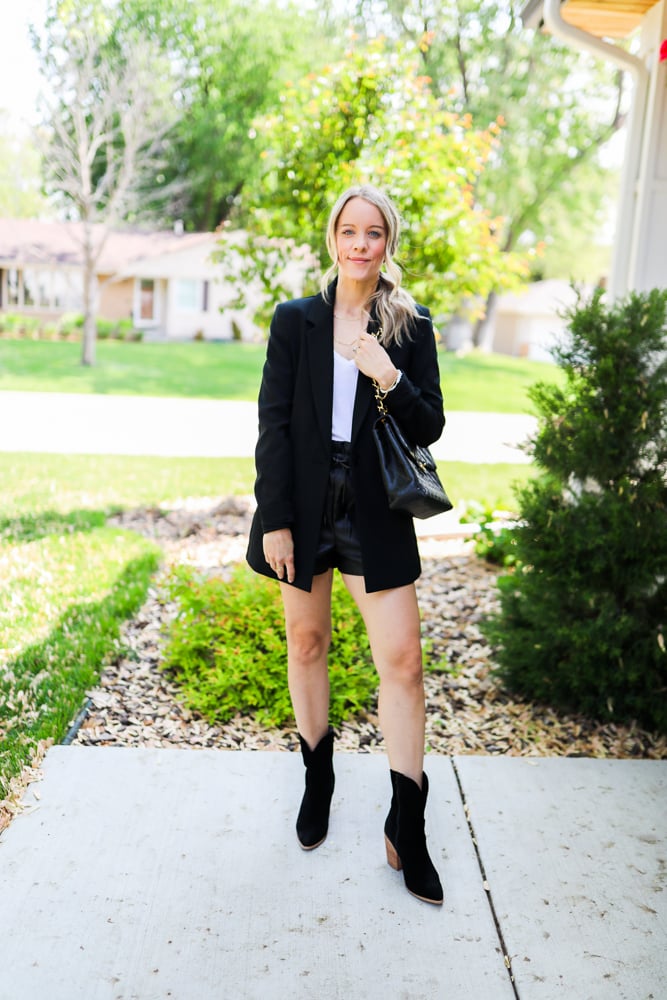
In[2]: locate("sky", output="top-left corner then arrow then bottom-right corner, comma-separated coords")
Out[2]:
0,0 -> 49,132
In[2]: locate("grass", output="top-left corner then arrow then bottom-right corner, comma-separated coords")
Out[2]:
438,351 -> 561,413
0,520 -> 160,798
0,454 -> 258,522
0,453 -> 532,521
0,339 -> 562,413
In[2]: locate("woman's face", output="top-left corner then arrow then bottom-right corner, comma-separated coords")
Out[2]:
335,197 -> 387,286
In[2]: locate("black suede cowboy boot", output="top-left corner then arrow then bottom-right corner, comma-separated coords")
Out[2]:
296,728 -> 335,850
384,770 -> 443,905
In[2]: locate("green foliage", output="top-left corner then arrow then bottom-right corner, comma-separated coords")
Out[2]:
162,564 -> 378,727
221,37 -> 526,326
111,0 -> 335,230
0,314 -> 42,337
461,501 -> 520,566
96,317 -> 137,340
0,112 -> 48,218
349,1 -> 624,264
484,289 -> 667,732
58,312 -> 85,338
0,313 -> 137,342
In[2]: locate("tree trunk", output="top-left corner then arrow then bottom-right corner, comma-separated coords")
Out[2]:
472,290 -> 498,351
81,249 -> 97,367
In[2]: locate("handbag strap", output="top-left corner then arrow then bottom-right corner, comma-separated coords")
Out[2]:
370,325 -> 389,417
373,378 -> 389,417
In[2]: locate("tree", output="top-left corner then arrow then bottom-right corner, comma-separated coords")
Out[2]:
485,289 -> 667,733
112,0 -> 338,231
350,0 -> 627,344
0,114 -> 49,218
221,38 -> 526,330
33,3 -> 177,365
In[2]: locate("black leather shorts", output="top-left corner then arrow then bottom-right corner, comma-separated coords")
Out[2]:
313,441 -> 364,577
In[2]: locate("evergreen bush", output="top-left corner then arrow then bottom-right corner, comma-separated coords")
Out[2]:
484,288 -> 667,733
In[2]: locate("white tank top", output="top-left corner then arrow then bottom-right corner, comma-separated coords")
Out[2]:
331,350 -> 359,442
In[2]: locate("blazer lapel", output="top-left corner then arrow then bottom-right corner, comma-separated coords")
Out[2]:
305,292 -> 334,452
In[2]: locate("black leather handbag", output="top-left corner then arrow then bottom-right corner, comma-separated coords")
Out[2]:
372,379 -> 453,519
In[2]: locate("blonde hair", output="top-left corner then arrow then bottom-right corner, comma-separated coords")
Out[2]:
321,185 -> 420,347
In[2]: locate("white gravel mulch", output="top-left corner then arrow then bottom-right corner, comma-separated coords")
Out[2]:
71,496 -> 667,761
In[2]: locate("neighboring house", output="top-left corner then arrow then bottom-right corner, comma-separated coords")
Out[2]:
0,219 -> 261,340
445,281 -> 590,359
522,0 -> 667,298
491,280 -> 590,360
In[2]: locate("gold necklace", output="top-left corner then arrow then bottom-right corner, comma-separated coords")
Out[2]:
334,334 -> 358,346
334,312 -> 366,322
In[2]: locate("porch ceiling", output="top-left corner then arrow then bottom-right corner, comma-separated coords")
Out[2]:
523,0 -> 661,38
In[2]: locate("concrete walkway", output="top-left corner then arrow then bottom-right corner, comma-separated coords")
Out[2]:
1,748 -> 665,999
0,390 -> 535,464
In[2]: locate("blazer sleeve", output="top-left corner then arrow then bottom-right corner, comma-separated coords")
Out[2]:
383,307 -> 445,447
253,304 -> 297,533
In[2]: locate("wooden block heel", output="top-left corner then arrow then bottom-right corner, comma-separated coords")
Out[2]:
384,833 -> 402,871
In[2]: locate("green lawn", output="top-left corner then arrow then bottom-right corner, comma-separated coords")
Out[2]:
0,339 -> 562,413
0,452 -> 532,522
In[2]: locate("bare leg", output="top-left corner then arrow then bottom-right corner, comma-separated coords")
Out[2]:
342,575 -> 425,786
279,569 -> 333,749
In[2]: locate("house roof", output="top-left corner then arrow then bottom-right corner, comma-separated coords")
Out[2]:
522,0 -> 661,39
0,218 -> 216,274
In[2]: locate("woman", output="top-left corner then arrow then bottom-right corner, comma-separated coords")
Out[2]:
247,184 -> 445,905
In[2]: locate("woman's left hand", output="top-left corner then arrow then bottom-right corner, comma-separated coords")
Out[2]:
353,332 -> 399,391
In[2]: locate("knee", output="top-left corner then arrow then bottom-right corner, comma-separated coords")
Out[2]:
384,641 -> 424,688
287,623 -> 331,666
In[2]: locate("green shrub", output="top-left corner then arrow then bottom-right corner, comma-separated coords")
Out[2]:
0,312 -> 23,334
40,322 -> 60,341
117,318 -> 134,340
484,289 -> 667,733
16,315 -> 40,338
161,564 -> 378,727
96,317 -> 116,340
460,501 -> 520,567
58,312 -> 84,338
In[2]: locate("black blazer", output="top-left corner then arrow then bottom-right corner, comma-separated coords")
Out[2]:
246,288 -> 445,592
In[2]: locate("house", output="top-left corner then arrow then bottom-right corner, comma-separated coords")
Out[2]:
0,219 -> 262,340
522,0 -> 667,298
492,280 -> 589,360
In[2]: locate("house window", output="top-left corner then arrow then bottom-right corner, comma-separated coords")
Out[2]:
140,279 -> 155,320
35,271 -> 51,308
175,279 -> 199,311
7,269 -> 19,308
52,270 -> 83,311
1,267 -> 80,311
23,269 -> 37,307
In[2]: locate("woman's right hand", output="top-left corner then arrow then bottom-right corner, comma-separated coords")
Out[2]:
263,528 -> 295,583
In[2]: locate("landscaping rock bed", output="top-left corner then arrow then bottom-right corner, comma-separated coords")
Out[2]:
73,497 -> 667,760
